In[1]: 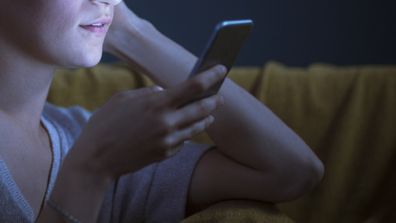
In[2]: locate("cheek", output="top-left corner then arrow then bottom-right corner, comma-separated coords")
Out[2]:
0,0 -> 107,68
0,1 -> 84,64
37,3 -> 105,67
38,1 -> 80,37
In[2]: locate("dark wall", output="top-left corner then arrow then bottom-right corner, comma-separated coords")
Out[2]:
104,0 -> 396,66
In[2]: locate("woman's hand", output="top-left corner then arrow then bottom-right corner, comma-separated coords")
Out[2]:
66,65 -> 226,180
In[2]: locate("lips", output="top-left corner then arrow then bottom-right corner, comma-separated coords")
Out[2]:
80,23 -> 107,33
80,17 -> 112,35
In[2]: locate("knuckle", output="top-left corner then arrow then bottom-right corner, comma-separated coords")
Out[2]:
206,115 -> 215,125
189,79 -> 206,93
189,127 -> 201,137
187,126 -> 203,139
189,116 -> 214,135
157,90 -> 178,108
158,115 -> 177,134
198,98 -> 216,113
160,136 -> 176,150
202,116 -> 215,129
196,120 -> 208,131
187,121 -> 205,135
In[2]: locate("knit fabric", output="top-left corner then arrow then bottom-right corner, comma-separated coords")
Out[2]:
0,103 -> 210,223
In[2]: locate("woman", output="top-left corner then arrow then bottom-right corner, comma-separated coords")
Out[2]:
0,0 -> 324,222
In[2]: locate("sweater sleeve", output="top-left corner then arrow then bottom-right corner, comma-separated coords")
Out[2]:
99,142 -> 212,223
42,103 -> 212,223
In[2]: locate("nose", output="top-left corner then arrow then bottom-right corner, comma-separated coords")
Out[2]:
91,0 -> 122,6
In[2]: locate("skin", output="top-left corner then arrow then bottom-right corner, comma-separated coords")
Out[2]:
0,0 -> 325,222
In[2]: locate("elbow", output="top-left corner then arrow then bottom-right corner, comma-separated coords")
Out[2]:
281,155 -> 325,201
253,155 -> 325,203
263,153 -> 324,203
301,155 -> 325,193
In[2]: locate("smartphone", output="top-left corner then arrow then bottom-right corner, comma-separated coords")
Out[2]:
188,19 -> 254,100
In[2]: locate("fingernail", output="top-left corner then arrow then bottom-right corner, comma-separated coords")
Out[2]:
208,115 -> 215,125
219,65 -> 227,77
219,65 -> 227,74
153,85 -> 164,92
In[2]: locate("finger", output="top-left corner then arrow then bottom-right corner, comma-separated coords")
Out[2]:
164,115 -> 215,148
166,65 -> 227,107
164,144 -> 184,158
115,85 -> 163,100
132,85 -> 164,97
168,94 -> 223,128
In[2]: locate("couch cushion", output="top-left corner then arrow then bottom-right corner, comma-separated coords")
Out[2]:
50,63 -> 153,110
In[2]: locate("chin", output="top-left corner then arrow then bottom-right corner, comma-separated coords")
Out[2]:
80,54 -> 102,68
66,50 -> 103,68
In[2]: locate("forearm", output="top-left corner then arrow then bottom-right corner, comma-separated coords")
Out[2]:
36,155 -> 111,223
106,18 -> 196,87
108,20 -> 323,191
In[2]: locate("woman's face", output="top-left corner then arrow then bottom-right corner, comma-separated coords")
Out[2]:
0,0 -> 122,68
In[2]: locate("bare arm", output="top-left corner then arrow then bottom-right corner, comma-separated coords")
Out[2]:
105,3 -> 324,207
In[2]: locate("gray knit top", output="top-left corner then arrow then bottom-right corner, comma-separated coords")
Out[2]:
0,103 -> 210,223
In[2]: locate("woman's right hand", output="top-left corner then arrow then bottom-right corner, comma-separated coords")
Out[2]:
66,65 -> 226,180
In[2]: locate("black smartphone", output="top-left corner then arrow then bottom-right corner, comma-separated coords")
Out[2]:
188,19 -> 254,99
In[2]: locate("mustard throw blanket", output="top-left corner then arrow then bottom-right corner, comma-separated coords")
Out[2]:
260,62 -> 396,223
50,62 -> 396,223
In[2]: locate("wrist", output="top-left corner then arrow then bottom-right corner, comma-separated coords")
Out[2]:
105,15 -> 158,58
107,19 -> 197,85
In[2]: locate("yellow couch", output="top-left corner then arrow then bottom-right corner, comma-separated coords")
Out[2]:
50,62 -> 396,223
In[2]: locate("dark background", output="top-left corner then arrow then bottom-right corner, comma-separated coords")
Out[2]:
103,0 -> 396,66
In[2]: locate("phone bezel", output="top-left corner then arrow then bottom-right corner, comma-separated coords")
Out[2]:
187,19 -> 254,100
